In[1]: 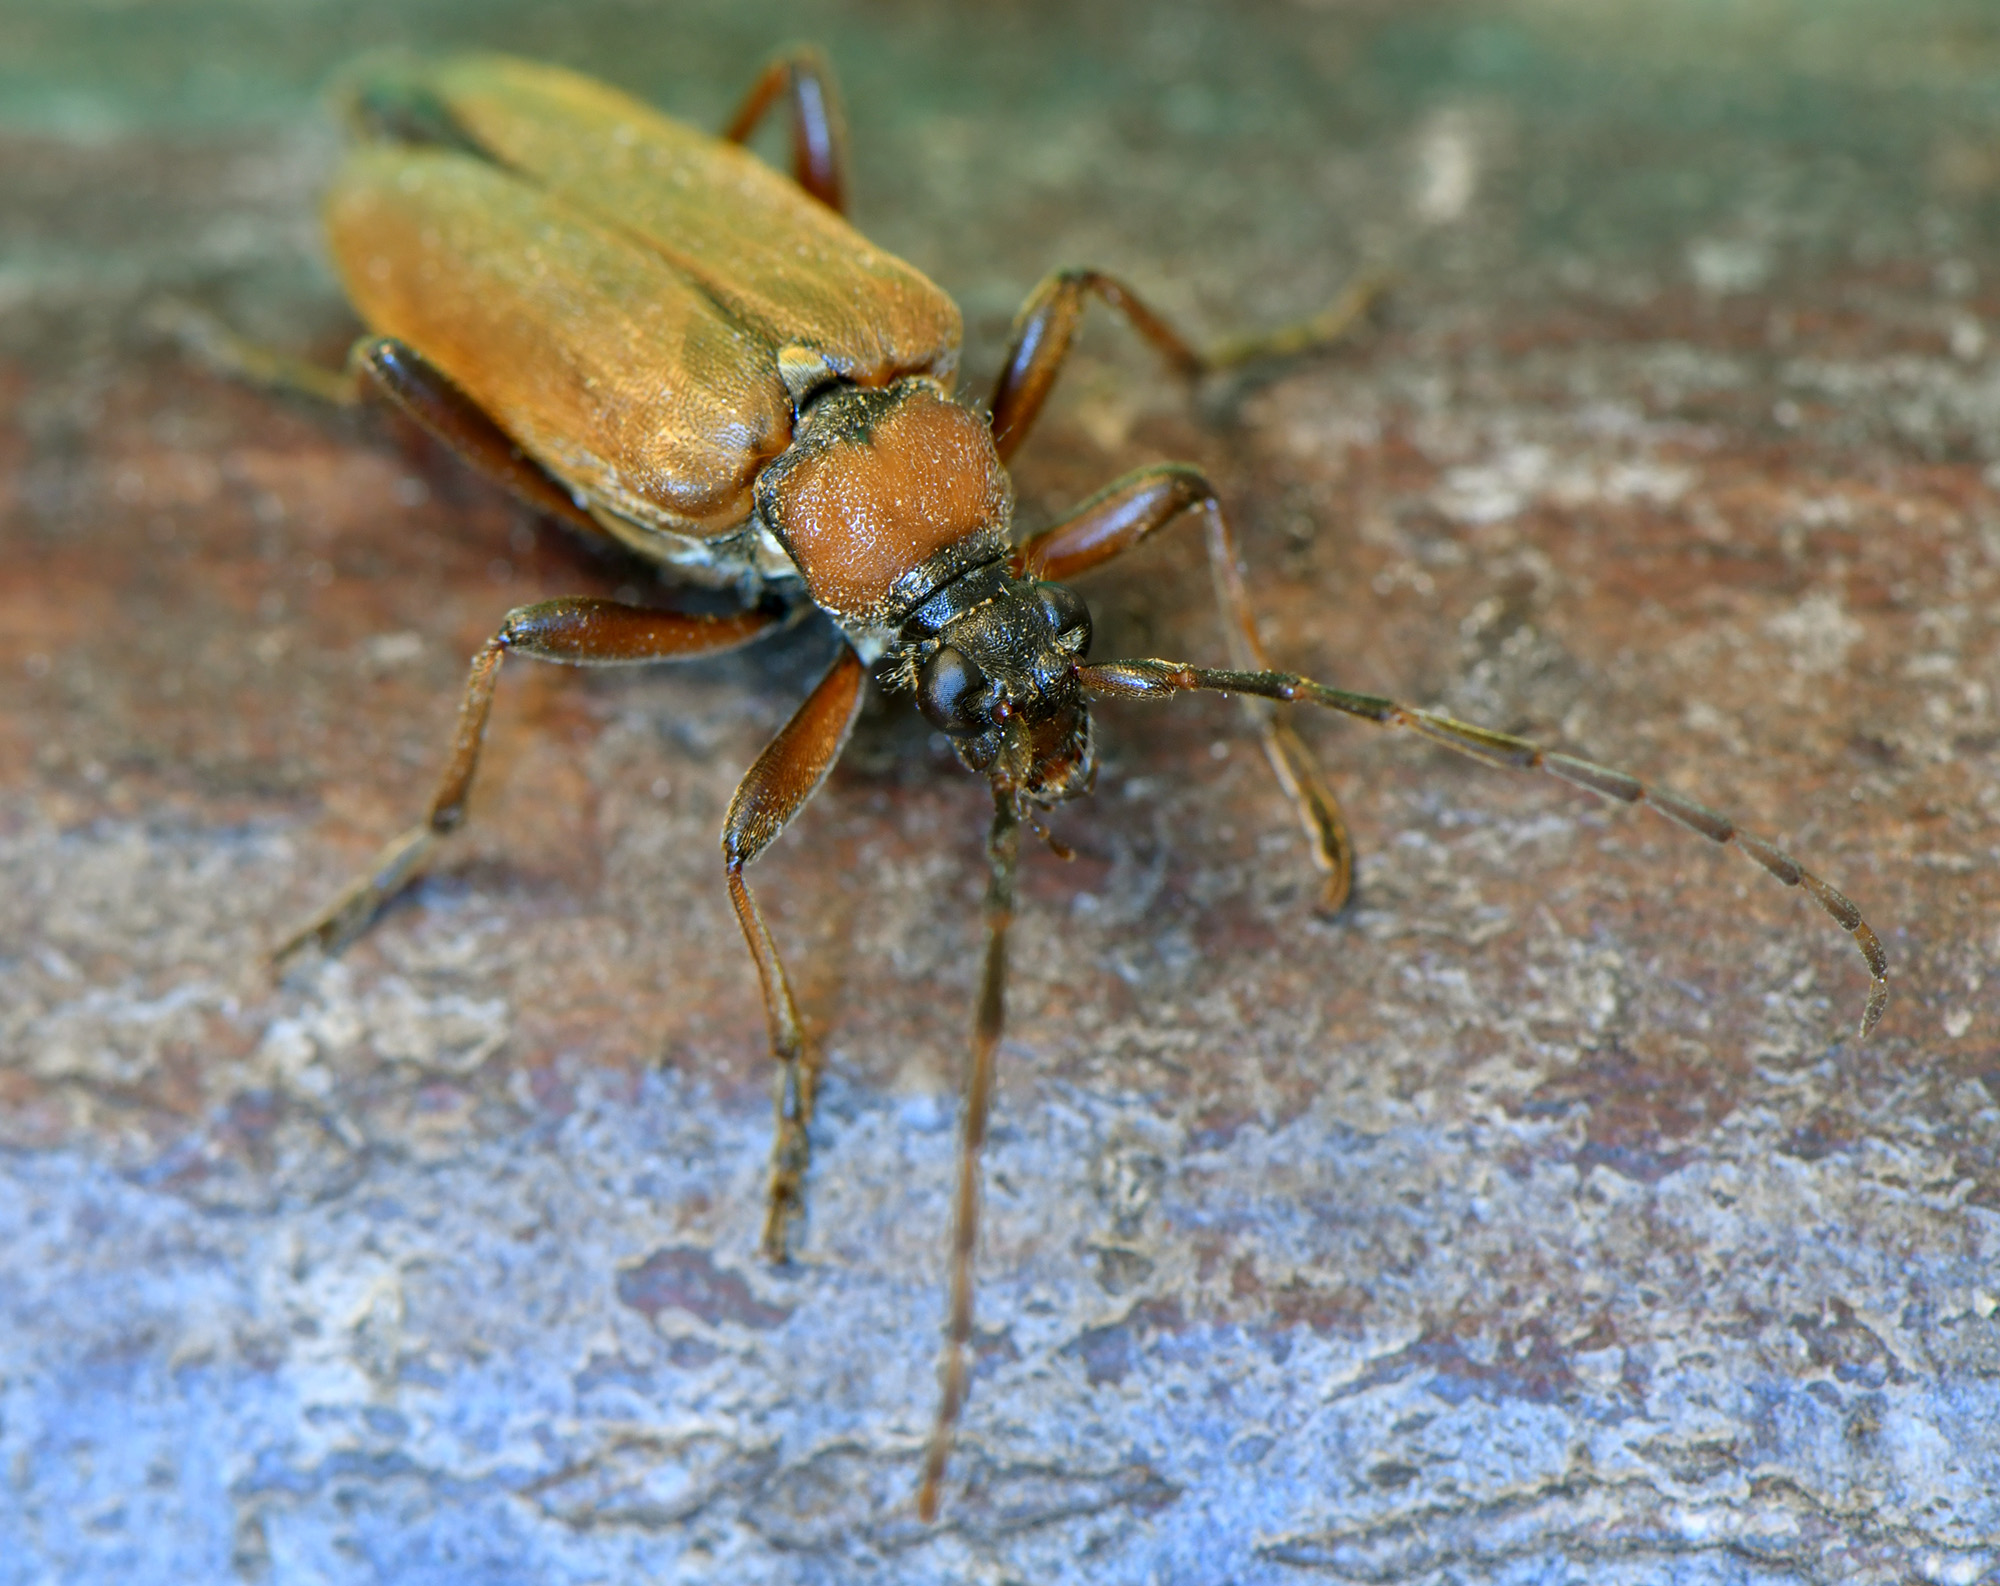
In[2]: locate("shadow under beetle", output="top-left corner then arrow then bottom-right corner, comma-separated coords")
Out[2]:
248,49 -> 1889,1520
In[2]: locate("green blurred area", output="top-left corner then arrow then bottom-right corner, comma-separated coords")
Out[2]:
4,0 -> 2000,135
10,0 -> 2000,298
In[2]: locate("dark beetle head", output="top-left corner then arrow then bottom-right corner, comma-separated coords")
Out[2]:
897,565 -> 1097,807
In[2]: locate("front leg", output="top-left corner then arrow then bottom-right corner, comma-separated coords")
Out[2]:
1016,464 -> 1355,911
720,647 -> 867,1260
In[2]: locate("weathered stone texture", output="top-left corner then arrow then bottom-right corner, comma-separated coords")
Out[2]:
2,2 -> 1995,1582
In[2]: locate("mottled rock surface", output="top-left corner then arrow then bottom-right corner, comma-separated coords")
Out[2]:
2,1 -> 1996,1581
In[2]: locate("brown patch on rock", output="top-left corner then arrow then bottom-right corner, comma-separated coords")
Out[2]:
1513,1040 -> 1745,1182
616,1246 -> 792,1330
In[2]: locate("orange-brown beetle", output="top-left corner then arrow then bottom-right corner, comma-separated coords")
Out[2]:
255,50 -> 1889,1520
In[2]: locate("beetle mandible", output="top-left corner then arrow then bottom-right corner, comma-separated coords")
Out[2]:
254,50 -> 1890,1521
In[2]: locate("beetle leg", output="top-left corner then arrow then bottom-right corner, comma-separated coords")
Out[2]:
1200,268 -> 1392,371
174,310 -> 615,542
1079,658 -> 1892,1039
721,647 -> 868,1261
1017,465 -> 1354,912
351,337 -> 606,537
161,299 -> 362,408
988,268 -> 1387,463
275,598 -> 780,963
720,47 -> 850,215
918,789 -> 1020,1523
989,272 -> 1199,463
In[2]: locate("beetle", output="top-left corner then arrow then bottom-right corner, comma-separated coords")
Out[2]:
247,49 -> 1890,1521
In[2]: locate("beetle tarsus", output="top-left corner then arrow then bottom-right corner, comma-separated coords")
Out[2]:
272,824 -> 438,967
1201,266 -> 1393,371
160,298 -> 360,408
759,1044 -> 819,1264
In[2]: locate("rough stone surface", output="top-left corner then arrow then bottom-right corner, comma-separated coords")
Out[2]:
2,2 -> 1996,1582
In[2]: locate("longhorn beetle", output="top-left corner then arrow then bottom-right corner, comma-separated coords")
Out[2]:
241,50 -> 1889,1521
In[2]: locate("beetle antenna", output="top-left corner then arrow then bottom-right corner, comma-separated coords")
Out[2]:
918,790 -> 1021,1522
1079,658 -> 1889,1037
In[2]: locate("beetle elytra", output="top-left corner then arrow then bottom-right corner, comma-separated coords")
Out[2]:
241,50 -> 1889,1521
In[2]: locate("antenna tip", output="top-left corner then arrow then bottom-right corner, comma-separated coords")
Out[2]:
1859,977 -> 1890,1040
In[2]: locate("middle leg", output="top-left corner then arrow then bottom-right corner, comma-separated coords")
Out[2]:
275,598 -> 781,962
1017,464 -> 1355,911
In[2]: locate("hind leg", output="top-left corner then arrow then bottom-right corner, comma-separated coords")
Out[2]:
721,47 -> 850,214
986,266 -> 1386,463
180,315 -> 611,541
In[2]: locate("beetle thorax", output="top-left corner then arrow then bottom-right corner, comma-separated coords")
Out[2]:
754,377 -> 1013,629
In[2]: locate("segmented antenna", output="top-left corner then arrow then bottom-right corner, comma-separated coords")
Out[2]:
1079,659 -> 1889,1037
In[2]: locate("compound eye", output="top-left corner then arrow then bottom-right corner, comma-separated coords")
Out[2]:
917,646 -> 993,735
1035,581 -> 1092,657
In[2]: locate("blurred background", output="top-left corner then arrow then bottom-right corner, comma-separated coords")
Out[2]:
2,1 -> 1996,1582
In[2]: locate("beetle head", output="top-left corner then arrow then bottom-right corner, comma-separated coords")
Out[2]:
904,572 -> 1097,807
761,376 -> 1095,805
